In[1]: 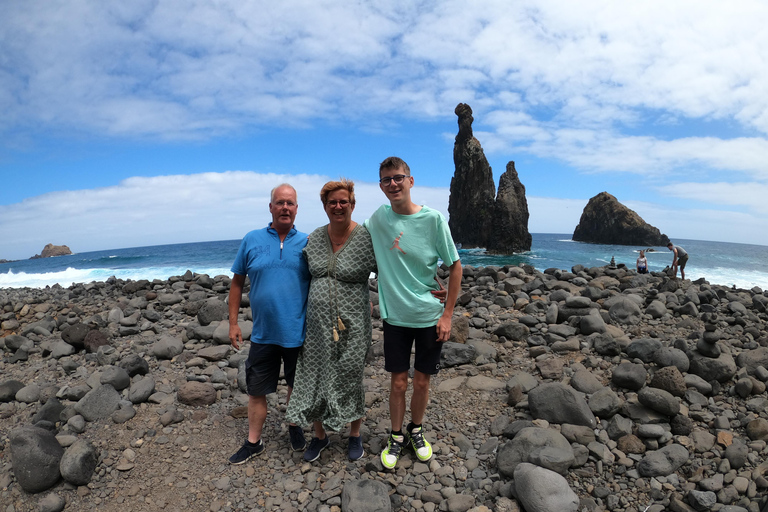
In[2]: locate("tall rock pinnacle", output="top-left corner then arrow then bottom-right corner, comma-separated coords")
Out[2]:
448,103 -> 532,253
448,104 -> 496,248
487,162 -> 532,254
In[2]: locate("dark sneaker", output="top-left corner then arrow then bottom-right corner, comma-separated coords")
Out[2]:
228,439 -> 264,464
289,425 -> 306,451
303,436 -> 331,462
348,435 -> 364,461
406,426 -> 433,462
380,433 -> 405,469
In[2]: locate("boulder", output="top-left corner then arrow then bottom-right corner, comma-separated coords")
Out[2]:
512,463 -> 579,512
341,479 -> 391,512
637,444 -> 690,477
496,427 -> 573,478
177,381 -> 217,406
59,439 -> 98,485
9,426 -> 64,493
74,384 -> 121,421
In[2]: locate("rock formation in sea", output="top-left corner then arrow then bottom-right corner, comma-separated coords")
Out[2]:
572,192 -> 670,246
487,161 -> 532,254
449,103 -> 532,253
448,103 -> 496,248
30,243 -> 72,259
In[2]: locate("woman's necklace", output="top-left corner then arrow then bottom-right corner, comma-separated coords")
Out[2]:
328,224 -> 353,246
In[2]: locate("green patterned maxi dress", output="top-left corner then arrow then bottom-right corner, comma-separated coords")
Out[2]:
286,224 -> 377,432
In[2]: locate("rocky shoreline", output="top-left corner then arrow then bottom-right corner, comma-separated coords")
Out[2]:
2,264 -> 768,512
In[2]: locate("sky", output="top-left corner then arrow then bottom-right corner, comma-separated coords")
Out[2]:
2,0 -> 768,261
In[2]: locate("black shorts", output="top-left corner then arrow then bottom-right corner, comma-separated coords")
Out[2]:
383,321 -> 442,375
245,342 -> 301,396
678,254 -> 689,269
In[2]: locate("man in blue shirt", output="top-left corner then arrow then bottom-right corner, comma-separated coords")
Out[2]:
228,184 -> 311,464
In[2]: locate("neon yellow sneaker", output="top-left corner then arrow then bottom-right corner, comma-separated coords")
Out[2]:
407,426 -> 433,462
380,433 -> 405,469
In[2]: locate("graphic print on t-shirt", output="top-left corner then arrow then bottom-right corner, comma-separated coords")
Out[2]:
390,231 -> 406,254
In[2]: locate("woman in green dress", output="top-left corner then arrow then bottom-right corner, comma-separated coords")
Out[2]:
286,179 -> 377,461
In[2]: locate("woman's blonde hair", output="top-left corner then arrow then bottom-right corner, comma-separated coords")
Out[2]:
320,179 -> 355,205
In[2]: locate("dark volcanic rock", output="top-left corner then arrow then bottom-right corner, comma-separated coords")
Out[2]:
487,161 -> 532,254
572,192 -> 670,246
449,103 -> 532,253
448,103 -> 496,248
31,243 -> 72,259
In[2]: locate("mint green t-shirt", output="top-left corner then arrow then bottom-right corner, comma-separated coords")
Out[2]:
364,205 -> 460,328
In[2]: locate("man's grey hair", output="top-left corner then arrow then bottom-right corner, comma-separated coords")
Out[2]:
270,183 -> 298,203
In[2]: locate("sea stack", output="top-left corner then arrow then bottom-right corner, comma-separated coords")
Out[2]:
487,162 -> 532,254
449,103 -> 532,253
448,103 -> 496,248
572,192 -> 670,246
30,243 -> 73,259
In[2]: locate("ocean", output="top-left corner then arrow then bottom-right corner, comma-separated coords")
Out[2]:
1,234 -> 767,291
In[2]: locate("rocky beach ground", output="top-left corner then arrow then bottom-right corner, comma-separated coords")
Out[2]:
2,263 -> 768,512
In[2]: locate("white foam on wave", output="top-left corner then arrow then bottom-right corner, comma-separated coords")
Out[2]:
689,267 -> 768,291
0,266 -> 233,289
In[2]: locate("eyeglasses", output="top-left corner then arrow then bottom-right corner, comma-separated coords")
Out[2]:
326,199 -> 351,207
379,174 -> 410,186
273,200 -> 296,208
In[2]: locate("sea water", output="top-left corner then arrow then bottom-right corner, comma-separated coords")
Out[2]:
1,234 -> 767,290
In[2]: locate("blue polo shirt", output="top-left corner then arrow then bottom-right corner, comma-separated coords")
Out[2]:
231,223 -> 310,348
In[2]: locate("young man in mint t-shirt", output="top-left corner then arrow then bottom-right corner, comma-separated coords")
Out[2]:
364,156 -> 462,469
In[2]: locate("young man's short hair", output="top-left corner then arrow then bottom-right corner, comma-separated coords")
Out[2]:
379,156 -> 410,176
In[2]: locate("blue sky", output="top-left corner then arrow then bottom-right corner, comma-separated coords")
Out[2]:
2,0 -> 768,260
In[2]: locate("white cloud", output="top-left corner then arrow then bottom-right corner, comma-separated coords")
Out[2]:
0,171 -> 451,261
3,0 -> 768,249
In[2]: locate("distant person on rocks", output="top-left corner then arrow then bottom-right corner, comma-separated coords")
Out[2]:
636,250 -> 648,274
667,242 -> 689,280
364,156 -> 462,470
227,183 -> 311,464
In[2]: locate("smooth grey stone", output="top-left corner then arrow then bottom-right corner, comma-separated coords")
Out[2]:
578,314 -> 606,335
341,479 -> 391,512
637,444 -> 690,477
588,387 -> 622,418
197,298 -> 228,326
66,415 -> 86,434
100,365 -> 131,391
150,335 -> 184,360
497,427 -> 573,478
529,383 -> 595,428
570,370 -> 604,394
16,383 -> 41,403
653,347 -> 690,372
638,387 -> 680,416
9,425 -> 64,493
689,351 -> 737,383
49,341 -> 76,359
626,338 -> 663,363
607,297 -> 642,325
59,439 -> 98,486
118,354 -> 150,377
440,342 -> 476,367
38,493 -> 66,512
74,384 -> 120,421
507,371 -> 539,393
527,446 -> 575,475
0,380 -> 25,402
512,463 -> 579,512
612,362 -> 646,391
